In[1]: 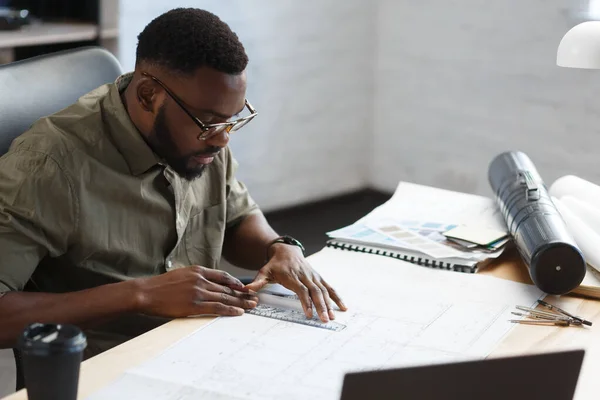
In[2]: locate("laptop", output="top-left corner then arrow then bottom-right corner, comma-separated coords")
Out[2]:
340,350 -> 584,400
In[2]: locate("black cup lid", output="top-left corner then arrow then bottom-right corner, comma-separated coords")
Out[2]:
18,323 -> 87,354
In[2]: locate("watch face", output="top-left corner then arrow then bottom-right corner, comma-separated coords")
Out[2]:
281,236 -> 304,252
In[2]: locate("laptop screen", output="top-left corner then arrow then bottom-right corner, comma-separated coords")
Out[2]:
341,350 -> 584,400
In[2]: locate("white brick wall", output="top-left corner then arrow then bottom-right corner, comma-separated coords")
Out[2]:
118,0 -> 375,211
372,0 -> 600,197
117,1 -> 600,207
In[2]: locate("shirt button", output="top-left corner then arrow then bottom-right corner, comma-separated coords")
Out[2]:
166,259 -> 173,270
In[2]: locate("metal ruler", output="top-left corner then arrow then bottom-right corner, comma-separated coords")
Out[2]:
246,304 -> 347,332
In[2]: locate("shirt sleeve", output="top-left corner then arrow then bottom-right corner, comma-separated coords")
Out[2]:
224,147 -> 260,228
0,150 -> 77,293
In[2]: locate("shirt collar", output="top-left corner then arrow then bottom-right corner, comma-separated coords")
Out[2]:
104,72 -> 161,176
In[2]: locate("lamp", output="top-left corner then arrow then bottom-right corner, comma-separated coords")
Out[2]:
557,21 -> 600,69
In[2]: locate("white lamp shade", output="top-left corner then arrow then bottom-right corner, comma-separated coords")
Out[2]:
557,21 -> 600,69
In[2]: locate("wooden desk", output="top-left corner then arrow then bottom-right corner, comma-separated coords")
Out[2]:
482,252 -> 600,400
4,252 -> 600,400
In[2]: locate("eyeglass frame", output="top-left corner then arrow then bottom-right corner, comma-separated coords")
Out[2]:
140,72 -> 257,141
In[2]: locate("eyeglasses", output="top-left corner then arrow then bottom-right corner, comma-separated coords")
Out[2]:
141,72 -> 257,141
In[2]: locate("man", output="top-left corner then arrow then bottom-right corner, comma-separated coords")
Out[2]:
0,8 -> 346,356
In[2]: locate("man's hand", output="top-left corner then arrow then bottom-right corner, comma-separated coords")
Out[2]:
245,244 -> 347,323
135,266 -> 258,318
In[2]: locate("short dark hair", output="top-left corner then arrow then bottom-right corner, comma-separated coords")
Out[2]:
136,8 -> 248,75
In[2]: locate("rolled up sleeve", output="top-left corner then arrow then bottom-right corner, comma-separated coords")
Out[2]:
0,150 -> 77,292
223,147 -> 259,228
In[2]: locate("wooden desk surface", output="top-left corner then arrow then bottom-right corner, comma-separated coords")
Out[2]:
4,251 -> 600,400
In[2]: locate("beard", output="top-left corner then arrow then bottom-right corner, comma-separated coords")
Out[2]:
148,106 -> 218,181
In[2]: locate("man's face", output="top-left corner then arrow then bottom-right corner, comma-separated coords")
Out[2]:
146,67 -> 247,180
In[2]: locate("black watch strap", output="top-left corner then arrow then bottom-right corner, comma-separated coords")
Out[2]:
267,235 -> 305,261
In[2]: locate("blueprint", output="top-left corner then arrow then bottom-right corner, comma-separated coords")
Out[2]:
87,248 -> 542,400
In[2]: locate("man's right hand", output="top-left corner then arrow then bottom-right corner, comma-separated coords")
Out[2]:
135,266 -> 258,318
0,266 -> 258,348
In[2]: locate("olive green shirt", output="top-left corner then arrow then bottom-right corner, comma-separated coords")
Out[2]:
0,72 -> 259,296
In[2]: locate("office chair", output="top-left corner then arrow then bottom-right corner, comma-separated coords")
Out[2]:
0,46 -> 123,155
0,46 -> 123,391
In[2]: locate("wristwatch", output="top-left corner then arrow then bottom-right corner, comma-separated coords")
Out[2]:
267,235 -> 305,261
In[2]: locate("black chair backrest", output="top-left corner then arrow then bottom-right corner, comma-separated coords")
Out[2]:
0,46 -> 123,156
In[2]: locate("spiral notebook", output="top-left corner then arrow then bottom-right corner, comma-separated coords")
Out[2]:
326,239 -> 481,273
326,182 -> 508,274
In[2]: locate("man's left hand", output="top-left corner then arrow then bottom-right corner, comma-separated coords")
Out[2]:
245,244 -> 347,322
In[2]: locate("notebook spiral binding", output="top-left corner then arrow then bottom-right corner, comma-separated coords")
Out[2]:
326,240 -> 477,273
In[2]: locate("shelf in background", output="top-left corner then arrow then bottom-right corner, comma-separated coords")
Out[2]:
0,22 -> 101,49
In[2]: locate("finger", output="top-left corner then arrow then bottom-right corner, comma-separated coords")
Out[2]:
197,289 -> 257,309
300,275 -> 329,323
315,280 -> 336,320
293,281 -> 314,320
321,279 -> 347,311
244,270 -> 270,292
203,281 -> 259,303
197,301 -> 245,316
199,267 -> 245,290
